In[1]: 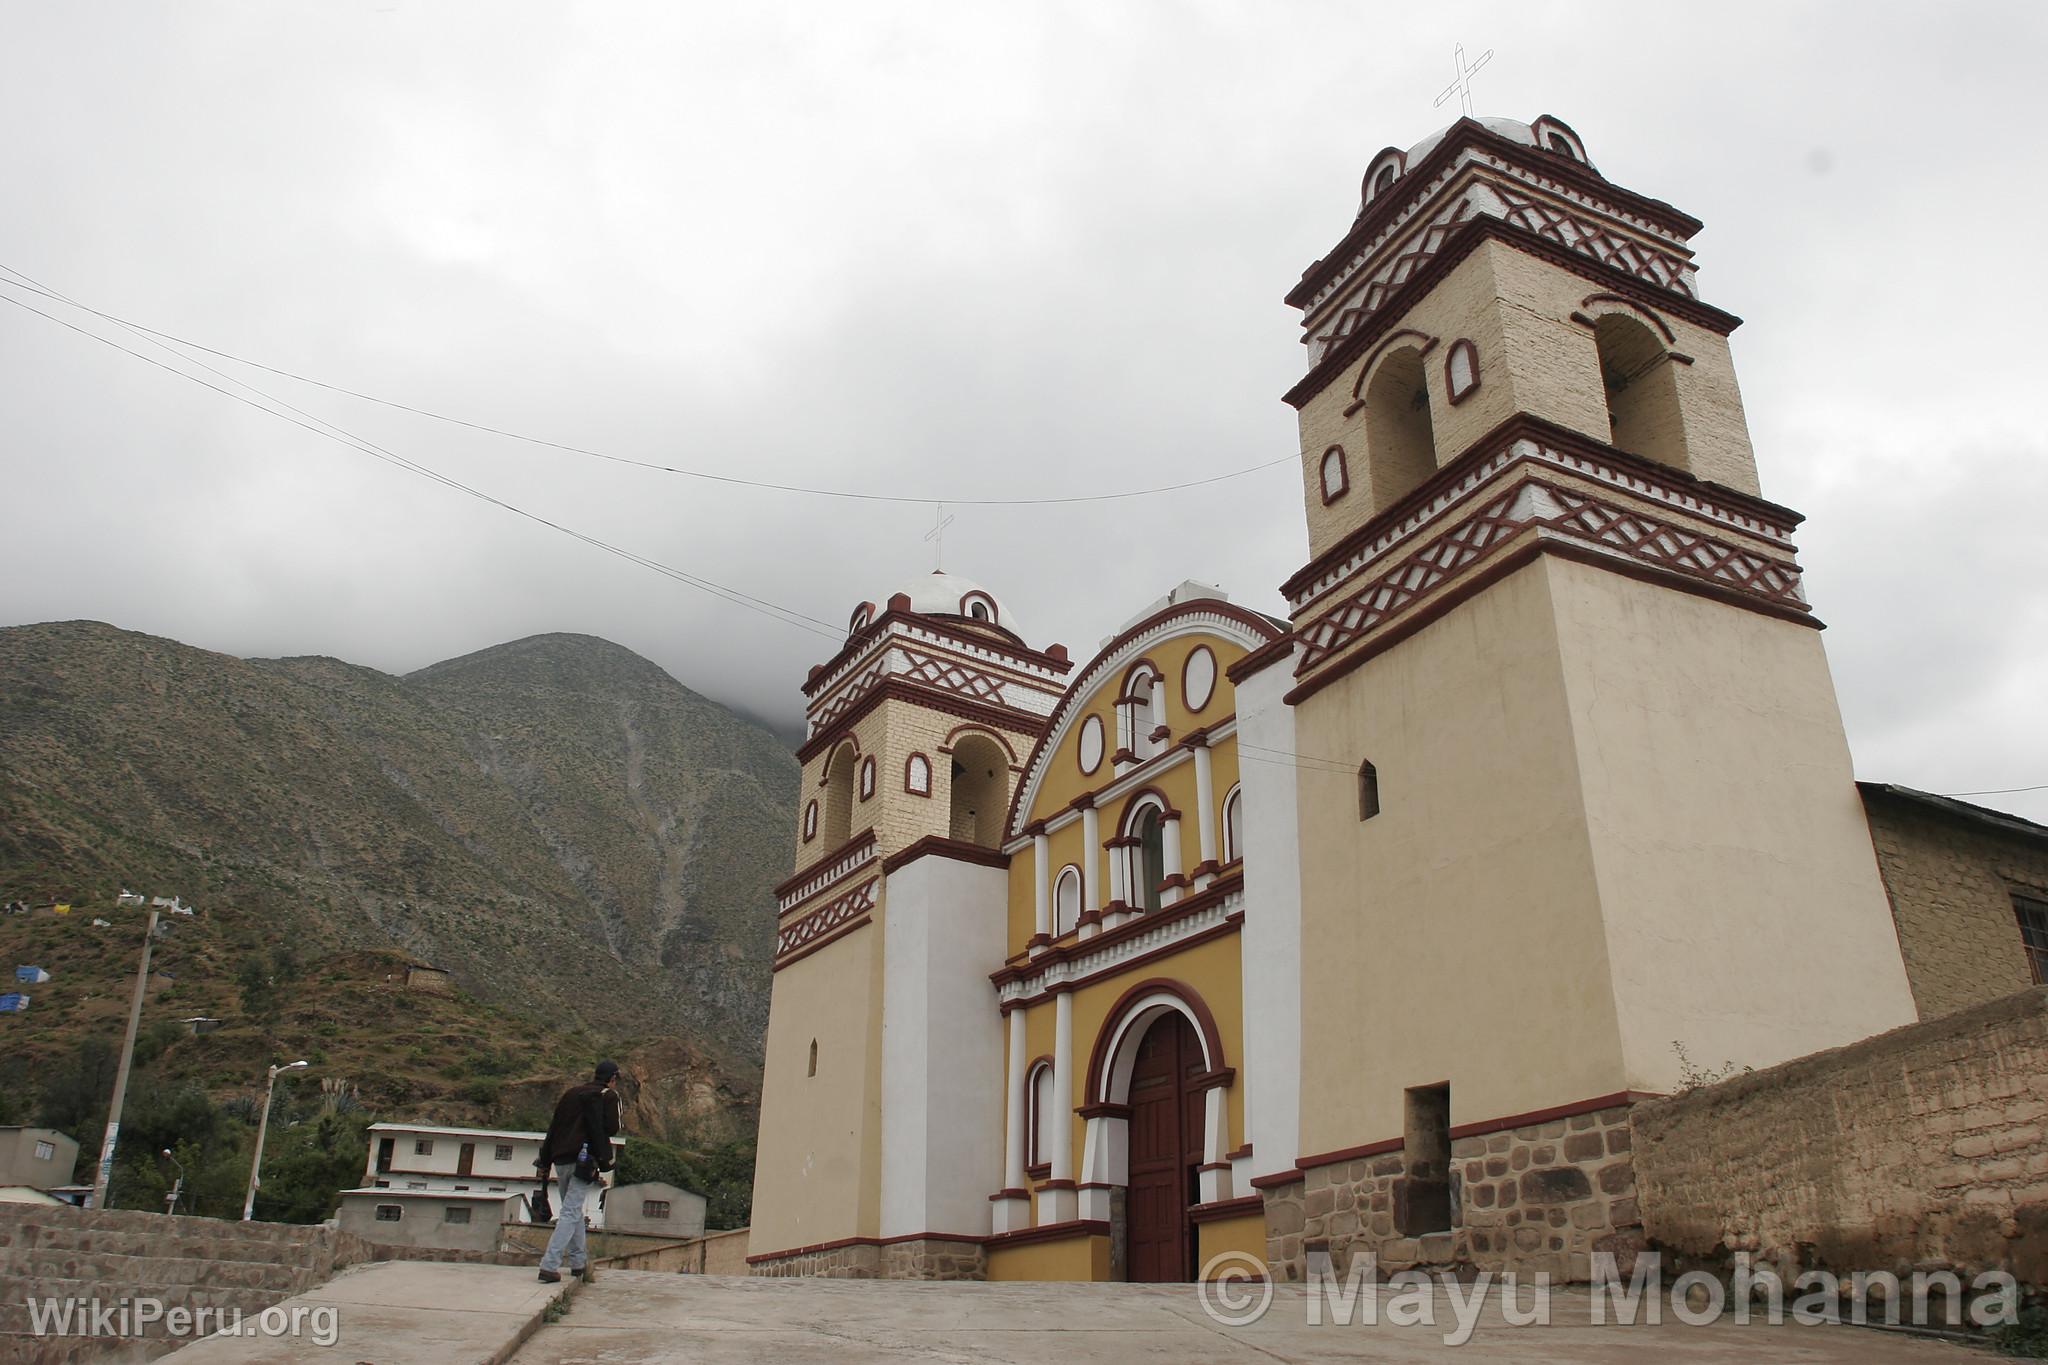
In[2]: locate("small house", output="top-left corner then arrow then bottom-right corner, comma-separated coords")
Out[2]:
602,1181 -> 707,1239
183,1017 -> 221,1036
404,964 -> 452,992
0,994 -> 28,1013
335,1189 -> 524,1253
116,891 -> 146,907
14,967 -> 49,985
0,1128 -> 80,1189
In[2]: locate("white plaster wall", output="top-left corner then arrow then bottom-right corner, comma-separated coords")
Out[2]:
1547,558 -> 1919,1086
1233,660 -> 1305,1180
879,854 -> 1008,1239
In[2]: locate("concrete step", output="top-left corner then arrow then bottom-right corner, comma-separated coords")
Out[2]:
0,1208 -> 320,1249
0,1250 -> 315,1294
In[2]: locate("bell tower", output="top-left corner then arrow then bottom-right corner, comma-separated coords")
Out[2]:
1271,115 -> 1917,1257
748,572 -> 1071,1274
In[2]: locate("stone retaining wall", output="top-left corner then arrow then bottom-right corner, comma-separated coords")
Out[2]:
1264,1099 -> 1641,1283
1632,986 -> 2048,1288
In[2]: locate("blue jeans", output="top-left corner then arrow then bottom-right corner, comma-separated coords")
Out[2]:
539,1162 -> 592,1273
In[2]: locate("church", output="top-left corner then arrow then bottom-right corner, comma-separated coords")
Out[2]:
745,113 -> 2047,1283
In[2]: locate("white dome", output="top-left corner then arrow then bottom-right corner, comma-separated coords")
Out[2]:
891,571 -> 1021,636
1405,115 -> 1537,164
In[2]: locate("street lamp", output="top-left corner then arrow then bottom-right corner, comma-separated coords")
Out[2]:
161,1148 -> 185,1216
241,1060 -> 308,1222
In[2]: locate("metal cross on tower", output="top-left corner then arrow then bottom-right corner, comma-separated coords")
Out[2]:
1433,42 -> 1494,117
924,502 -> 955,571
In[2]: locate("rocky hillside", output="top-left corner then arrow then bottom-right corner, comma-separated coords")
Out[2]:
0,622 -> 798,1102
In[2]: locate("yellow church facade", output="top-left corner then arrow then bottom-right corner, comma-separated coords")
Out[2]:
747,113 -> 1920,1283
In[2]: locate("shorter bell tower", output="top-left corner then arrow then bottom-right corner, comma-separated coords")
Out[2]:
748,572 -> 1071,1274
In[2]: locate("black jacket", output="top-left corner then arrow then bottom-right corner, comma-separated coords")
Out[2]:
539,1081 -> 622,1171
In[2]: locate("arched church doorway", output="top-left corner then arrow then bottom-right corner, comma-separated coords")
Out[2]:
1125,1011 -> 1204,1283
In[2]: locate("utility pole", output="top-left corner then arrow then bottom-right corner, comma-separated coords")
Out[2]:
242,1060 -> 307,1221
90,908 -> 159,1209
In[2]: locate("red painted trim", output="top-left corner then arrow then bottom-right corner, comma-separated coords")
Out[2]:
774,830 -> 877,902
747,1229 -> 997,1264
984,1219 -> 1111,1251
1076,1101 -> 1131,1121
1190,1067 -> 1236,1092
942,722 -> 1021,764
1082,976 -> 1228,1106
1444,338 -> 1481,406
1005,600 -> 1282,836
1190,1194 -> 1264,1225
770,913 -> 871,971
903,752 -> 933,797
1291,1090 -> 1657,1174
800,677 -> 1046,765
802,610 -> 1072,699
1281,412 -> 1801,605
1318,445 -> 1351,504
1225,1143 -> 1253,1161
881,835 -> 1009,875
1344,330 -> 1439,411
991,871 -> 1245,987
1225,633 -> 1295,684
1286,217 -> 1737,411
1249,1169 -> 1305,1191
988,1187 -> 1028,1202
1285,116 -> 1704,311
1036,1178 -> 1077,1192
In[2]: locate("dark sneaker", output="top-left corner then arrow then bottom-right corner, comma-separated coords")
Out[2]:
538,1269 -> 562,1284
572,1266 -> 591,1281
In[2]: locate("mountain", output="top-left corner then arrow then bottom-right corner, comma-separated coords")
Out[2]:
0,621 -> 799,1126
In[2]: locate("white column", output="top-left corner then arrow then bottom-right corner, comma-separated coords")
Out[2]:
1147,673 -> 1168,748
1031,830 -> 1051,948
1106,834 -> 1126,913
992,1006 -> 1031,1232
1079,804 -> 1101,938
1198,1085 -> 1233,1203
1043,986 -> 1078,1224
1192,742 -> 1217,888
1159,814 -> 1184,908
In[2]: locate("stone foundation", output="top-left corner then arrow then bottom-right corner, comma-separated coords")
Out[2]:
1264,1101 -> 1641,1283
749,1237 -> 988,1280
878,1237 -> 988,1280
748,1243 -> 881,1278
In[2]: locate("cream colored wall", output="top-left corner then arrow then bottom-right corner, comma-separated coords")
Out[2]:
1297,248 -> 1521,559
1546,557 -> 1918,1088
747,916 -> 885,1258
1292,559 -> 1629,1155
1294,240 -> 1763,564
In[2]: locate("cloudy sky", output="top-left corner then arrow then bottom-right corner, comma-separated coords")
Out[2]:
3,1 -> 2043,819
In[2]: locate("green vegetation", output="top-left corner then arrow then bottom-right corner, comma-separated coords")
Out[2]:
614,1131 -> 757,1231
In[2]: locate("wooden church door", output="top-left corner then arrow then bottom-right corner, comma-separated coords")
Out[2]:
1125,1012 -> 1204,1282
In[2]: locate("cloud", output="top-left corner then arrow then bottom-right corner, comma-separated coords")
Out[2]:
2,0 -> 2043,821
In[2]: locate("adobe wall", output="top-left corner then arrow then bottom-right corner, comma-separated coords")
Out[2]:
1631,987 -> 2048,1288
1861,789 -> 2046,1019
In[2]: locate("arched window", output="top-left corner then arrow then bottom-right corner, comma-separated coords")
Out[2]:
801,799 -> 818,843
1118,663 -> 1166,762
819,743 -> 857,847
1594,313 -> 1688,472
858,755 -> 876,801
1444,339 -> 1480,405
960,590 -> 999,625
1054,865 -> 1082,937
1026,1060 -> 1055,1169
948,734 -> 1009,847
1320,446 -> 1350,504
1129,805 -> 1166,914
1365,346 -> 1437,510
1221,785 -> 1243,864
904,753 -> 932,797
1358,760 -> 1381,822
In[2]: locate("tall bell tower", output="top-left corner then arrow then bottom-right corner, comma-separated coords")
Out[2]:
1270,115 -> 1917,1265
748,572 -> 1071,1275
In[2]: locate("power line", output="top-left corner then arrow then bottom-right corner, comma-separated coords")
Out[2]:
0,267 -> 1298,507
0,287 -> 843,641
1942,783 -> 2048,799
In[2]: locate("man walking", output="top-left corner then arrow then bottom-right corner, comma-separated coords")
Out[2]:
536,1059 -> 623,1284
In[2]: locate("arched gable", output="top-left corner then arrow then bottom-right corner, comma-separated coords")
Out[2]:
1083,977 -> 1230,1105
1004,600 -> 1281,839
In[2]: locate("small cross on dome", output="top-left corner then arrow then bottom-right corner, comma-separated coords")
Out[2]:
1433,42 -> 1494,118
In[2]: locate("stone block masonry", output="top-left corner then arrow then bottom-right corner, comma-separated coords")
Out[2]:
748,1237 -> 989,1280
1264,1099 -> 1642,1284
1632,986 -> 2048,1289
